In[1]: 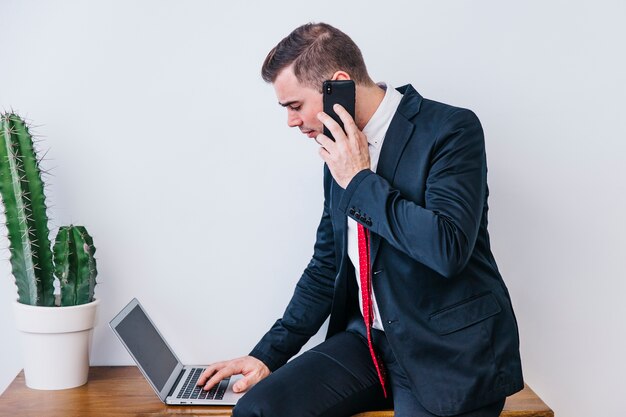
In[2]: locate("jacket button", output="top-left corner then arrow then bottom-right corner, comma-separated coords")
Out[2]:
366,220 -> 372,226
349,209 -> 355,215
355,212 -> 361,219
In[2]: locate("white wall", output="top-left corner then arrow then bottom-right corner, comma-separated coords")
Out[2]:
1,1 -> 625,416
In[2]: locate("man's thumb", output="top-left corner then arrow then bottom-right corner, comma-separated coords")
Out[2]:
233,379 -> 247,393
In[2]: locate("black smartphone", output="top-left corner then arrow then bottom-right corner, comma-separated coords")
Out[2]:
322,80 -> 355,141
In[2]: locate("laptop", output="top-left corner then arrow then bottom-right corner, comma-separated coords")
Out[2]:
109,298 -> 244,405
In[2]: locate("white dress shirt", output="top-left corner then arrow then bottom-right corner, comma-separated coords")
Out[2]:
347,82 -> 403,331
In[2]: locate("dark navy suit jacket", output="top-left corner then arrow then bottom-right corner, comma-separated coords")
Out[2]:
250,84 -> 524,416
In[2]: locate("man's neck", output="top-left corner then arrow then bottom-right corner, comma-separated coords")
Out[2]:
355,83 -> 387,131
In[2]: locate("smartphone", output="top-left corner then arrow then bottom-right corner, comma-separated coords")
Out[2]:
322,80 -> 355,141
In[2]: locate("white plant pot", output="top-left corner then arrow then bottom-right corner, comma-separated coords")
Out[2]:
13,299 -> 100,390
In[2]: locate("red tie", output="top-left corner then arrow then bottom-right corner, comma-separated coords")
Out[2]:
357,224 -> 388,398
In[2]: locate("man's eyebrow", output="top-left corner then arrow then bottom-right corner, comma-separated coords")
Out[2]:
278,100 -> 299,107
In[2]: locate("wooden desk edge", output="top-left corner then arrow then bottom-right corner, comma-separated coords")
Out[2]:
1,367 -> 553,417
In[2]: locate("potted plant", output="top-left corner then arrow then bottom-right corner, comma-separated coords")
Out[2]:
0,112 -> 99,390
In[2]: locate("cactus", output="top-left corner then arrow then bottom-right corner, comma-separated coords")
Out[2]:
0,112 -> 98,306
54,225 -> 97,306
0,112 -> 55,306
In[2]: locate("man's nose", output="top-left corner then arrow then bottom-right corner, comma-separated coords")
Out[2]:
287,112 -> 302,128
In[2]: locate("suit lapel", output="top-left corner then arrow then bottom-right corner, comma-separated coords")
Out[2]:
331,178 -> 348,271
330,85 -> 424,273
370,85 -> 423,266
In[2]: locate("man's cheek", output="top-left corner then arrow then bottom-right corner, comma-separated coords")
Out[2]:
314,120 -> 325,132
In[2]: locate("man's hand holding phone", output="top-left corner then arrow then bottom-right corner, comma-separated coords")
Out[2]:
316,104 -> 371,189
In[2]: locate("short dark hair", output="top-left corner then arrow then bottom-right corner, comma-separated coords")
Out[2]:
261,22 -> 373,92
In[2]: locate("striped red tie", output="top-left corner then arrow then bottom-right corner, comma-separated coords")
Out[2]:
357,223 -> 388,398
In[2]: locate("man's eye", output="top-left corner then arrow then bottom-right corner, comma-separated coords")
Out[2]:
290,105 -> 301,111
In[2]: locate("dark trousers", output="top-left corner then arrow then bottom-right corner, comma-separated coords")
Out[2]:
233,318 -> 506,417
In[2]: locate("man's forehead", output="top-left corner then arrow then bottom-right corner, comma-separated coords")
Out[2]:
274,64 -> 298,86
274,68 -> 301,100
274,66 -> 318,104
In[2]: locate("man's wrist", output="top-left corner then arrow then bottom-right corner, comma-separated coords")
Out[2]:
249,348 -> 280,373
338,169 -> 374,213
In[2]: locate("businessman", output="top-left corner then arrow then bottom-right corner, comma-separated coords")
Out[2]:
198,22 -> 524,417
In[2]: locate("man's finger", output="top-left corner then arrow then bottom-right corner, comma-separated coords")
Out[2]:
318,145 -> 330,162
315,132 -> 335,151
233,375 -> 253,393
197,364 -> 220,385
203,367 -> 233,391
333,104 -> 359,139
317,111 -> 347,142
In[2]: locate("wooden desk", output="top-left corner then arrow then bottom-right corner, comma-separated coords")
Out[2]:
0,367 -> 553,417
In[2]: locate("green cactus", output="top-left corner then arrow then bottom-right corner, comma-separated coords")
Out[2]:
53,225 -> 97,306
1,112 -> 98,307
0,112 -> 55,306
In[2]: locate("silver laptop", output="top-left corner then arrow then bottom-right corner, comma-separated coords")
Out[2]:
109,298 -> 244,405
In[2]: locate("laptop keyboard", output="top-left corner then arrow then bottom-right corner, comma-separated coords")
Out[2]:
176,367 -> 230,400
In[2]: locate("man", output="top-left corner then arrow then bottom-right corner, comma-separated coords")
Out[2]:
197,22 -> 523,417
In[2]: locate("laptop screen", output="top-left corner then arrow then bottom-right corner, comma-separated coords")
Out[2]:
114,303 -> 179,392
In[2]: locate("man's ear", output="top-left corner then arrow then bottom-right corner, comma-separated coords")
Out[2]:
331,71 -> 351,81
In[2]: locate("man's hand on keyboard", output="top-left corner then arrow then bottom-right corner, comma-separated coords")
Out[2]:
197,355 -> 270,393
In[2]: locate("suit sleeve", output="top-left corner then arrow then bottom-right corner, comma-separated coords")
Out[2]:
249,165 -> 337,371
339,109 -> 487,278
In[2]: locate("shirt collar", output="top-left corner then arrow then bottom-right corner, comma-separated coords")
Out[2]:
362,82 -> 404,150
